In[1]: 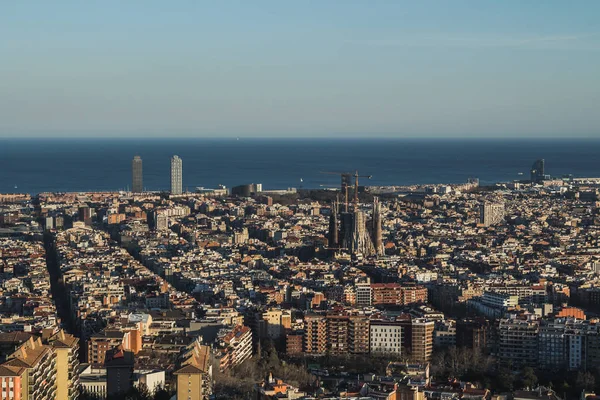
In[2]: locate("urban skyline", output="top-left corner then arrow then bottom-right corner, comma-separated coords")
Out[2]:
2,156 -> 600,399
1,1 -> 598,399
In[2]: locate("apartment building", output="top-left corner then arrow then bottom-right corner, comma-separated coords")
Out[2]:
498,316 -> 540,367
3,337 -> 56,400
411,319 -> 434,363
48,330 -> 80,400
348,316 -> 370,354
261,309 -> 292,340
174,343 -> 212,400
370,321 -> 403,355
327,316 -> 349,355
304,315 -> 327,355
216,325 -> 252,372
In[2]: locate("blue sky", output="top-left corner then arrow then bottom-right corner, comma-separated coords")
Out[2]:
1,1 -> 599,138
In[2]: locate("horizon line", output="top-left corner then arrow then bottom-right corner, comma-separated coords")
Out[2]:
1,135 -> 599,140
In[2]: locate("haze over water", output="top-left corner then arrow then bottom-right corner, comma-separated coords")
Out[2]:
1,138 -> 599,194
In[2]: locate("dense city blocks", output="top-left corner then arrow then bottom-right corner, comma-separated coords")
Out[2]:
2,170 -> 600,399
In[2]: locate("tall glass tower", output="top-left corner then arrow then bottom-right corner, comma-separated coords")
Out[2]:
132,156 -> 143,193
530,159 -> 545,183
170,155 -> 183,195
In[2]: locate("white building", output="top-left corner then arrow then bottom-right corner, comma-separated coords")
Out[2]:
356,283 -> 372,307
370,321 -> 403,355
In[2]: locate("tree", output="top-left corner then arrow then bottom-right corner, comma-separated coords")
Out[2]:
153,389 -> 171,400
521,367 -> 538,390
495,367 -> 515,392
576,371 -> 595,391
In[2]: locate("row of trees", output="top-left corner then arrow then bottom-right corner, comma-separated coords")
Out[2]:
79,384 -> 171,400
214,340 -> 315,400
431,346 -> 600,398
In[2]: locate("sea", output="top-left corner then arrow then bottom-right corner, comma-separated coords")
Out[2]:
0,138 -> 599,194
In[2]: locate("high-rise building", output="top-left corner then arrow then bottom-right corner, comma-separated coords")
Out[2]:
530,159 -> 545,183
479,202 -> 505,227
174,343 -> 212,400
132,156 -> 143,193
215,325 -> 252,372
411,319 -> 434,363
348,316 -> 370,354
79,205 -> 92,226
48,330 -> 80,400
355,282 -> 373,307
456,319 -> 487,350
2,337 -> 57,400
171,155 -> 183,195
304,315 -> 327,355
105,346 -> 135,398
498,316 -> 539,367
327,316 -> 350,355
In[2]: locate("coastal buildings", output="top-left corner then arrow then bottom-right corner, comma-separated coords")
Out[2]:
531,158 -> 546,183
171,155 -> 183,195
132,155 -> 143,193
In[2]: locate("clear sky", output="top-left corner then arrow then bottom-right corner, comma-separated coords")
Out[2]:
1,1 -> 599,138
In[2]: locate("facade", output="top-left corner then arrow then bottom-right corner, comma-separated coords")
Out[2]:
327,316 -> 350,355
285,333 -> 303,355
78,205 -> 92,225
88,330 -> 126,368
262,310 -> 291,340
304,315 -> 327,355
105,346 -> 134,398
479,202 -> 505,227
411,319 -> 434,363
216,325 -> 252,372
0,365 -> 26,400
79,365 -> 107,399
348,316 -> 370,354
174,343 -> 212,400
498,316 -> 539,367
456,319 -> 487,350
132,156 -> 143,193
48,330 -> 80,400
170,155 -> 183,195
370,321 -> 403,355
356,283 -> 373,307
3,337 -> 57,400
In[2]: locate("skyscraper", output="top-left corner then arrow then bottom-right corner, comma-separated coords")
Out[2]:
530,159 -> 545,183
132,156 -> 143,193
170,155 -> 183,195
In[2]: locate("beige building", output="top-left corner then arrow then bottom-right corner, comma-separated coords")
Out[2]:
174,343 -> 212,400
48,330 -> 80,400
3,337 -> 57,400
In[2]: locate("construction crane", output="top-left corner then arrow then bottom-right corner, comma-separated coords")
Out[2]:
320,170 -> 372,211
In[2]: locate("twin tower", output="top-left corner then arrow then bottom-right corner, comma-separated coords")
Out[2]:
328,197 -> 384,257
131,155 -> 183,195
